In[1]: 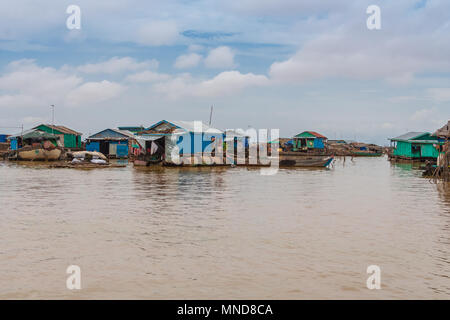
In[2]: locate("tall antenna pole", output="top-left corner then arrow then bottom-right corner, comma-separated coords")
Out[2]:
209,105 -> 213,126
51,104 -> 55,136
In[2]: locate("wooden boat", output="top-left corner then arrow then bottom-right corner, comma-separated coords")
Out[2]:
18,147 -> 62,161
133,159 -> 148,166
279,152 -> 334,167
133,159 -> 163,167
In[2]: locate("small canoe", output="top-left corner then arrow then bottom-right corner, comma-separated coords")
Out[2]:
279,153 -> 334,167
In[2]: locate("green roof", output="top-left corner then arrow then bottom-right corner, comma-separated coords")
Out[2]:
390,132 -> 430,141
9,129 -> 60,141
22,130 -> 59,140
294,131 -> 327,139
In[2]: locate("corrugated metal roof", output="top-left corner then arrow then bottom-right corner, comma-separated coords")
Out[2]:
34,124 -> 82,135
117,126 -> 146,132
406,140 -> 443,144
147,120 -> 223,134
113,128 -> 135,137
8,129 -> 36,139
135,135 -> 164,148
295,131 -> 327,139
88,128 -> 135,140
8,129 -> 59,140
390,132 -> 428,141
308,131 -> 327,139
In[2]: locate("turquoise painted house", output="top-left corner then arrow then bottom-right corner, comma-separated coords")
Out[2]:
33,124 -> 82,149
292,131 -> 327,150
390,132 -> 442,160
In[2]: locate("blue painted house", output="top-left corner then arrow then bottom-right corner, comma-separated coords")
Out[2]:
86,128 -> 136,158
136,120 -> 223,164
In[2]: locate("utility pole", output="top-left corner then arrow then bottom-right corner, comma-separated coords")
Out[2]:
209,105 -> 213,126
51,104 -> 55,136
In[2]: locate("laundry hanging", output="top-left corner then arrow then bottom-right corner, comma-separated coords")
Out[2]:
150,141 -> 159,155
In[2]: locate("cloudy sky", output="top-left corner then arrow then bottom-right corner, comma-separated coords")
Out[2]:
0,0 -> 449,144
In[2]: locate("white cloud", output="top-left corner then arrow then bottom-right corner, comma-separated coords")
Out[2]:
409,108 -> 436,122
66,80 -> 125,107
0,94 -> 40,109
0,59 -> 82,98
154,70 -> 268,99
136,21 -> 178,46
174,53 -> 203,69
381,122 -> 394,129
125,70 -> 171,83
204,46 -> 235,69
269,29 -> 450,84
77,57 -> 159,74
0,60 -> 125,109
427,88 -> 450,102
188,44 -> 204,52
386,95 -> 421,103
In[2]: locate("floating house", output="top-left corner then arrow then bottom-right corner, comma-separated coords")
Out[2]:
292,131 -> 327,151
86,128 -> 136,158
432,121 -> 450,177
135,120 -> 223,165
0,134 -> 10,143
33,124 -> 82,150
0,134 -> 10,155
389,132 -> 442,161
8,129 -> 61,150
433,121 -> 450,141
6,129 -> 63,160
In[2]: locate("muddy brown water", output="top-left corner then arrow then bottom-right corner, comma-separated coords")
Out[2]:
0,157 -> 449,299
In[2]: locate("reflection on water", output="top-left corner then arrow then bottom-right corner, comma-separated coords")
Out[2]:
0,157 -> 449,299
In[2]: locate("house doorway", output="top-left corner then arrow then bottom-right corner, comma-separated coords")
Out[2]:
99,141 -> 110,156
411,144 -> 421,157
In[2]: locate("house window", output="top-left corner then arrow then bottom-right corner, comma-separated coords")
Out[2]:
411,144 -> 421,154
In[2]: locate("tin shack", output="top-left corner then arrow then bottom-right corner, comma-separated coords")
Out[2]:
33,124 -> 82,150
389,132 -> 442,161
86,128 -> 136,158
134,120 -> 223,165
291,131 -> 327,151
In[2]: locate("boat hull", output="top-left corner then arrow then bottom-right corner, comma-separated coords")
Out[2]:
279,153 -> 334,167
18,148 -> 62,161
133,159 -> 149,166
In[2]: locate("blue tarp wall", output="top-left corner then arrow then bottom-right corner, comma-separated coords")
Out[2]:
176,132 -> 221,154
313,138 -> 325,149
10,138 -> 18,150
116,144 -> 128,157
86,141 -> 100,152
